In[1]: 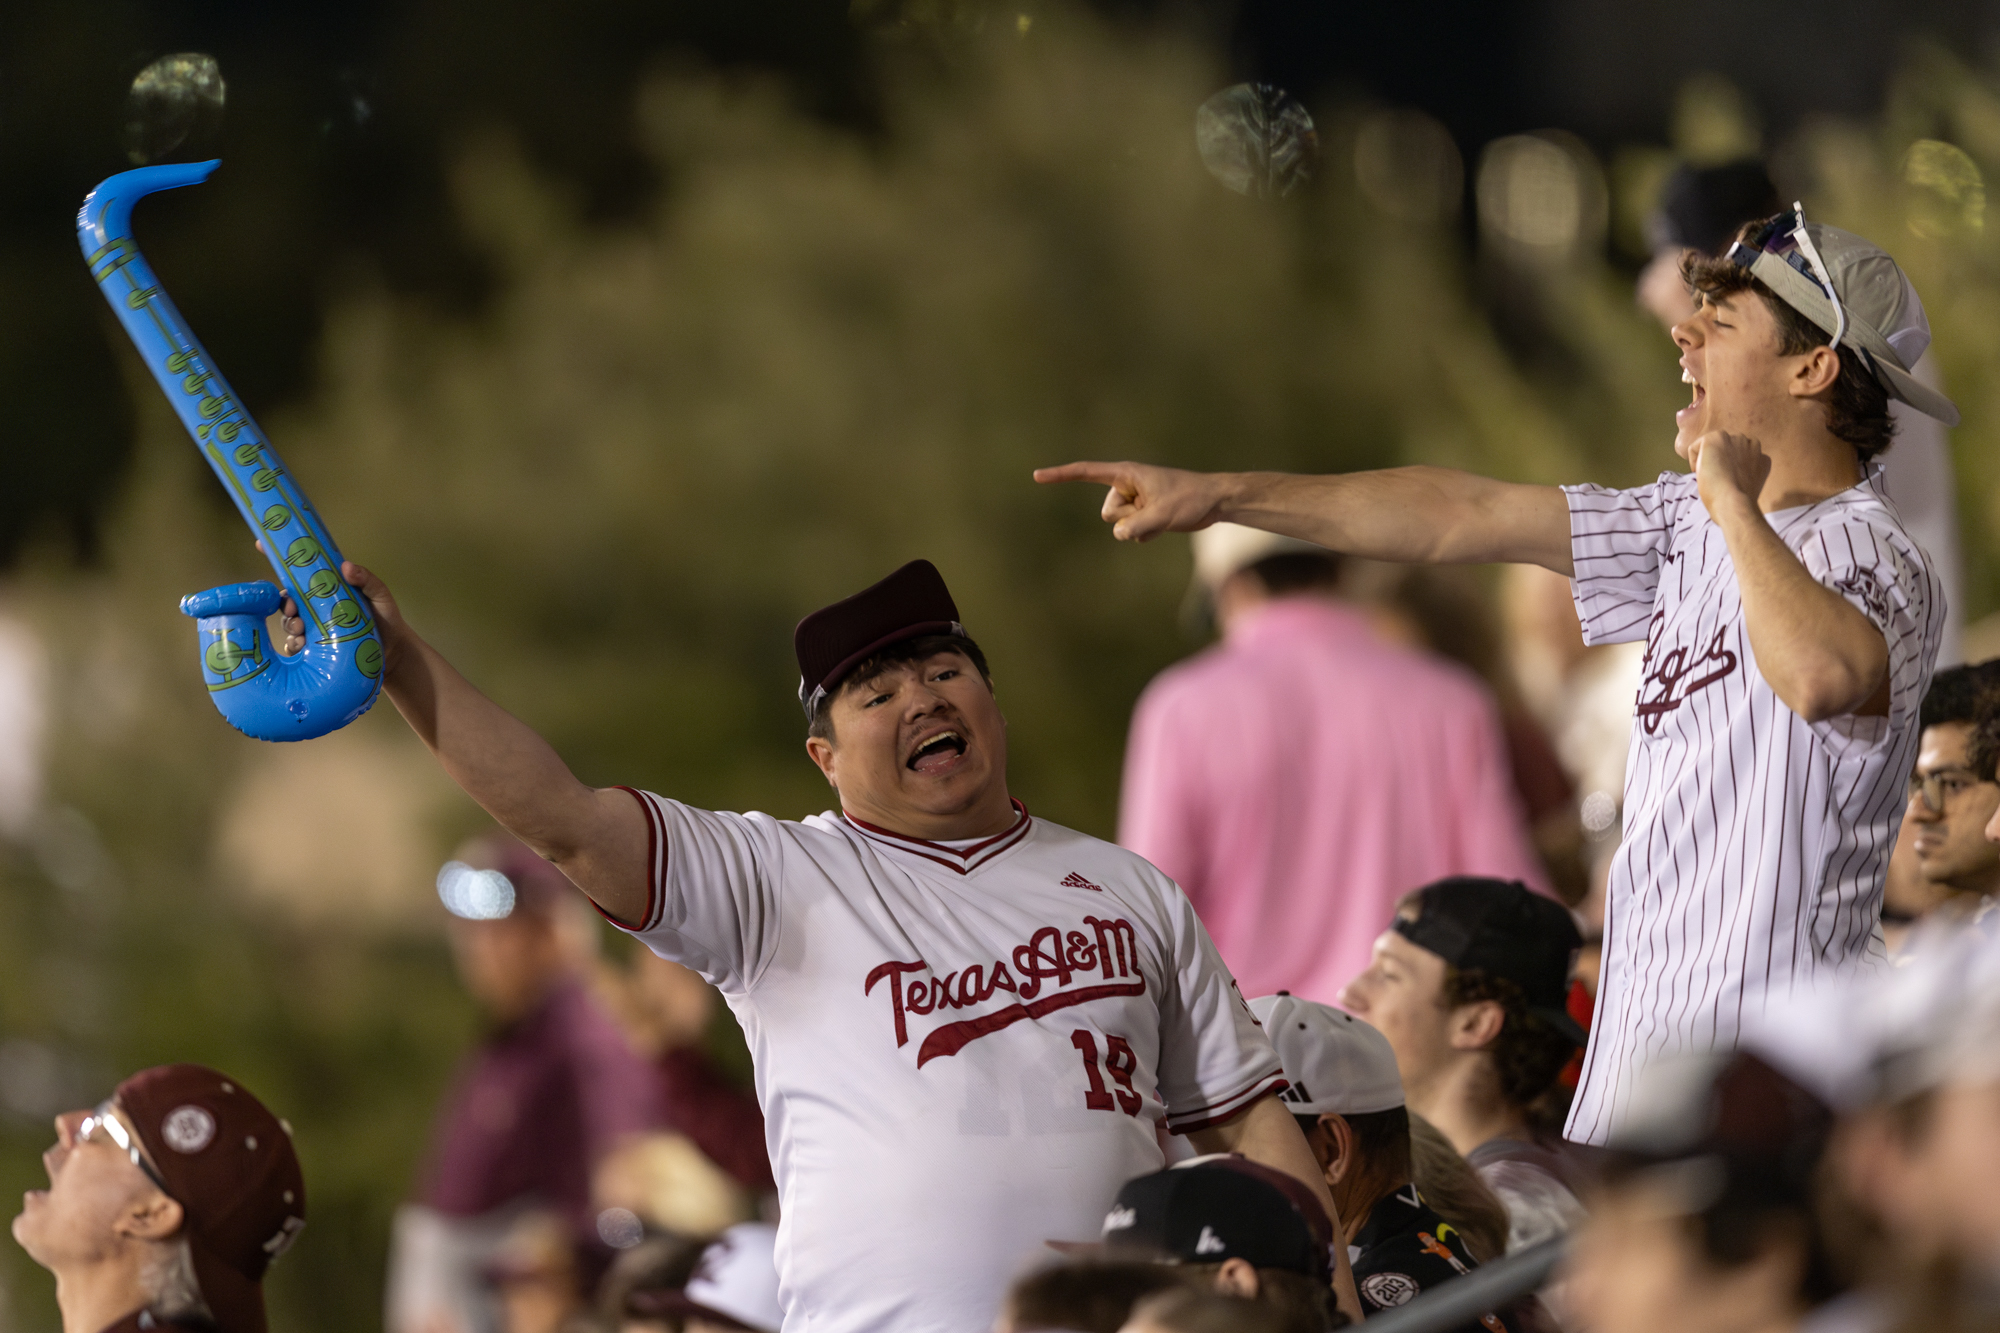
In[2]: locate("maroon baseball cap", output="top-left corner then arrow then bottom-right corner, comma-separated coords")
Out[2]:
115,1065 -> 306,1333
793,560 -> 968,718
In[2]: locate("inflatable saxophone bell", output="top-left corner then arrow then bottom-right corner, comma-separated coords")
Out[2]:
76,161 -> 382,742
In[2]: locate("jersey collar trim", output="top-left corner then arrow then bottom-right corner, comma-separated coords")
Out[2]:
842,800 -> 1032,875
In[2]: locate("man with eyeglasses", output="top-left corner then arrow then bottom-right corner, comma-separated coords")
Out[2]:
1884,661 -> 2000,950
10,1064 -> 306,1333
1041,207 -> 1950,1145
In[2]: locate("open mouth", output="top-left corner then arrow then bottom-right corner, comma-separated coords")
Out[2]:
1678,367 -> 1706,423
907,729 -> 968,774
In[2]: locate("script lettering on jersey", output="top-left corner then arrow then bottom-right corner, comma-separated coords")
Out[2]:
1635,616 -> 1740,734
1827,568 -> 1895,629
863,916 -> 1146,1068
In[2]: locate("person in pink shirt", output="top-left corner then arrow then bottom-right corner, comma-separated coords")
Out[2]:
1119,524 -> 1545,1003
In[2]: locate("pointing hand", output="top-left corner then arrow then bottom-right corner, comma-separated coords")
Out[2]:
1032,461 -> 1228,543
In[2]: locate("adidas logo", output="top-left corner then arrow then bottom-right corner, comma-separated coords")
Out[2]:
1103,1205 -> 1138,1232
1195,1226 -> 1226,1256
1060,872 -> 1104,892
1278,1082 -> 1313,1105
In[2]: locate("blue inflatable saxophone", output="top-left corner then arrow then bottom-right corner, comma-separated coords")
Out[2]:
77,161 -> 382,741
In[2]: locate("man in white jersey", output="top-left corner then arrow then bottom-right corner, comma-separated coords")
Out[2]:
310,557 -> 1354,1332
1039,207 -> 1950,1145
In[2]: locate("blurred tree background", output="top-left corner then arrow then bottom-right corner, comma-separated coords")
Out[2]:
3,1 -> 2000,1330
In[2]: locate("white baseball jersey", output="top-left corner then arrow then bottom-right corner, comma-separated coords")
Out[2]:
613,790 -> 1285,1333
1562,469 -> 1941,1145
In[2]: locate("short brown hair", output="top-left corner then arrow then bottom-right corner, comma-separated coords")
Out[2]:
1968,696 -> 2000,783
806,633 -> 991,741
1295,1107 -> 1411,1185
1682,229 -> 1898,463
1005,1261 -> 1196,1333
1160,1271 -> 1344,1333
1441,967 -> 1577,1111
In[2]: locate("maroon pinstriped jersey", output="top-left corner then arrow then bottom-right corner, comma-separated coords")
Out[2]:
1561,469 -> 1942,1145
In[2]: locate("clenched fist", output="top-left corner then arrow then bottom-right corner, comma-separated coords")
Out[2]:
1688,431 -> 1772,519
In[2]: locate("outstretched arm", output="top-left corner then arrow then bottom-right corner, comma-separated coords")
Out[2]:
1033,460 -> 1575,574
336,561 -> 651,923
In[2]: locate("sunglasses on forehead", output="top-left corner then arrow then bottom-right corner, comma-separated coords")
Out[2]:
1723,202 -> 1856,359
78,1100 -> 176,1199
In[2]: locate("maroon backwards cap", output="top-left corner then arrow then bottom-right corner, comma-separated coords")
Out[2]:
794,560 -> 967,718
115,1065 -> 306,1333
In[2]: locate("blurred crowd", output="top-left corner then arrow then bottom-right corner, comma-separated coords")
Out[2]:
346,364 -> 1995,1333
9,131 -> 2000,1333
355,159 -> 1994,1333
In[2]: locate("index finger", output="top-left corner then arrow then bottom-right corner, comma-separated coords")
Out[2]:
1032,461 -> 1125,486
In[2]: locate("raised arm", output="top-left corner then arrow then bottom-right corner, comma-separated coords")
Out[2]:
337,561 -> 651,923
1691,434 -> 1890,721
1033,461 -> 1576,574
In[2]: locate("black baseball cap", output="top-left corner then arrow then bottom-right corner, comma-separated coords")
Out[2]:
1393,877 -> 1586,1045
1098,1156 -> 1331,1280
793,560 -> 969,718
1648,160 -> 1781,256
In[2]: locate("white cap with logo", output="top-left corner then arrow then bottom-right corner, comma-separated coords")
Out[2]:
1249,993 -> 1405,1116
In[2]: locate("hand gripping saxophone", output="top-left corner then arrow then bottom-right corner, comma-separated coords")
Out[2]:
77,161 -> 382,741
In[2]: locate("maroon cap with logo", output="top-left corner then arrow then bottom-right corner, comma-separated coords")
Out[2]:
793,560 -> 967,718
115,1065 -> 306,1333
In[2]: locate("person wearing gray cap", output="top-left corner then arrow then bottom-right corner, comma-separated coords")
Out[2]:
1636,162 -> 1966,671
1249,994 -> 1529,1332
1043,207 -> 1950,1148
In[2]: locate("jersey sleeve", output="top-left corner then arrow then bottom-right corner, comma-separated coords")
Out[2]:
1147,875 -> 1287,1134
613,788 -> 783,994
1564,474 -> 1686,646
1796,512 -> 1938,744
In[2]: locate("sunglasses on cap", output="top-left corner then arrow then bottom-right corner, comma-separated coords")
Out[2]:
77,1100 -> 175,1200
1724,203 -> 1859,361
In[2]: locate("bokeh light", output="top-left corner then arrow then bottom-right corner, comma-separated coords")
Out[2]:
1477,132 -> 1607,255
1353,109 -> 1464,223
1194,83 -> 1318,199
435,860 -> 516,920
1903,138 -> 1985,237
123,52 -> 226,165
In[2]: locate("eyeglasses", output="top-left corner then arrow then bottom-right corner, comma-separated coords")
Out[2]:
1907,768 -> 1986,815
77,1101 -> 175,1199
1725,203 -> 1855,358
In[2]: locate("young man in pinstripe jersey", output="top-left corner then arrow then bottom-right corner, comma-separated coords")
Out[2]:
1041,209 -> 1950,1145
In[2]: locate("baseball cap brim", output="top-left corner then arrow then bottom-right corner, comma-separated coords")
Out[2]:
189,1237 -> 267,1333
1528,1002 -> 1588,1048
1748,249 -> 1960,427
1874,355 -> 1960,427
